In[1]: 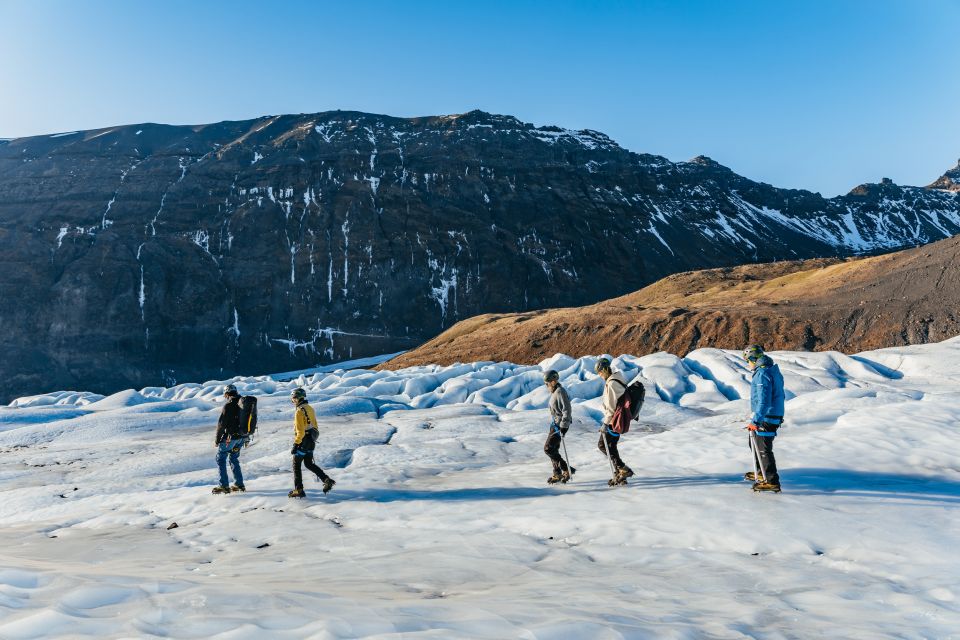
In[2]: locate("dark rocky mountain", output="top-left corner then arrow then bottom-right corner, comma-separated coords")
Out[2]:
0,110 -> 958,401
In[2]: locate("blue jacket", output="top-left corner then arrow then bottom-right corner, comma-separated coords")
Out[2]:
750,355 -> 785,434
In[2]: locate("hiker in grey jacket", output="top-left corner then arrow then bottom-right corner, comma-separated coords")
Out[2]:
543,370 -> 575,484
595,357 -> 634,484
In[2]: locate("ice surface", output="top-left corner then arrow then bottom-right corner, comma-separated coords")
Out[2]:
83,389 -> 163,411
8,391 -> 104,409
0,341 -> 958,637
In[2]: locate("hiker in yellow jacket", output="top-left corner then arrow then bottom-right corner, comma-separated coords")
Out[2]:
288,387 -> 335,498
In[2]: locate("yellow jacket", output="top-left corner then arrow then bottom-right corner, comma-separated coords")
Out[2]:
293,402 -> 318,444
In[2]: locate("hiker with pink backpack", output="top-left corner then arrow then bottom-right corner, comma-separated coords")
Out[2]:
594,357 -> 646,486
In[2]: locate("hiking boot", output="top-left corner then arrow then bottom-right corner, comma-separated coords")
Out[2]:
744,471 -> 757,482
608,476 -> 627,487
547,473 -> 563,484
212,485 -> 231,495
231,484 -> 246,492
752,481 -> 782,493
288,488 -> 306,498
560,467 -> 576,483
616,466 -> 634,482
321,478 -> 336,494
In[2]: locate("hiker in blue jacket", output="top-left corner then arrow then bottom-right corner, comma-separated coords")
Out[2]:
743,345 -> 785,492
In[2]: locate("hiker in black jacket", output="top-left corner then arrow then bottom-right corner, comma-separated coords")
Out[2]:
213,384 -> 248,494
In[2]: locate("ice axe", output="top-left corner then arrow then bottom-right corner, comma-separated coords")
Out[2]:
737,417 -> 765,482
746,428 -> 765,483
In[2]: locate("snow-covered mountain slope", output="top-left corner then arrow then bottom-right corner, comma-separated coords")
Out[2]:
1,340 -> 958,638
2,109 -> 959,403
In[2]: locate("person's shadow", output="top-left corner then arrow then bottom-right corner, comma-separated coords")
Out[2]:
637,468 -> 960,503
263,483 -> 613,503
252,469 -> 960,504
765,468 -> 960,502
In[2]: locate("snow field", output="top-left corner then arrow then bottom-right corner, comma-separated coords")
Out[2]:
0,341 -> 958,638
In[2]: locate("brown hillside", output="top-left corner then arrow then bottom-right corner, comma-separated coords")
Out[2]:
381,236 -> 960,368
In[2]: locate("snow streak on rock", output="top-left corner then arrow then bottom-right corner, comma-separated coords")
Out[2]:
136,243 -> 146,321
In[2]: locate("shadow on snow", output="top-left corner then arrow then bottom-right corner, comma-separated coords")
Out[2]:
642,468 -> 960,503
242,469 -> 959,504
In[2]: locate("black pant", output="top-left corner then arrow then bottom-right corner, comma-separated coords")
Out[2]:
752,434 -> 780,485
598,429 -> 626,470
293,453 -> 328,490
544,426 -> 570,473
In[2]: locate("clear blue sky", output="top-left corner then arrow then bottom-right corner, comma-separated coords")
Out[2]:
1,0 -> 958,196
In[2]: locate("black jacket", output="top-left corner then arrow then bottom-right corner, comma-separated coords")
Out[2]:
216,397 -> 242,444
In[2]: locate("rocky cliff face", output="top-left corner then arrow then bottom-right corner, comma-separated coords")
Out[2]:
0,110 -> 958,401
928,159 -> 960,192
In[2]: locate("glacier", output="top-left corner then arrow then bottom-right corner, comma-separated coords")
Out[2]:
0,340 -> 958,637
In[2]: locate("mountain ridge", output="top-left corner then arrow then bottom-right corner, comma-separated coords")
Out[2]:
0,108 -> 958,401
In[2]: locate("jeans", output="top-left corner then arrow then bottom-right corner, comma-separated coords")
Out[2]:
216,436 -> 247,487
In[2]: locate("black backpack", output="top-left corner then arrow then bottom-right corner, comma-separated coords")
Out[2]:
614,379 -> 646,420
624,381 -> 646,421
239,396 -> 258,436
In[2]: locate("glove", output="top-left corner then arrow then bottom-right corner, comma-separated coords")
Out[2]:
747,423 -> 758,431
290,444 -> 299,455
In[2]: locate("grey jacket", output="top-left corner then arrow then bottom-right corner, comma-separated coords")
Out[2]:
549,385 -> 573,430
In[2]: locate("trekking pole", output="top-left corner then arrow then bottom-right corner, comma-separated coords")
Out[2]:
601,427 -> 618,483
558,427 -> 573,482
